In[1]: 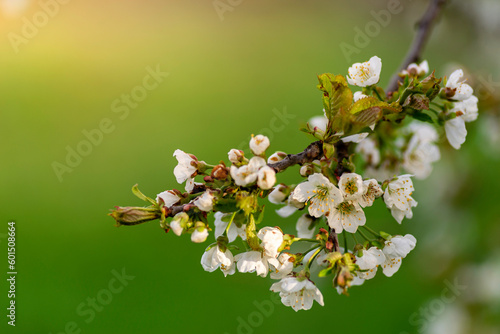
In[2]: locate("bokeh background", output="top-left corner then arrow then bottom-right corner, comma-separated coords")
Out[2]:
1,0 -> 499,333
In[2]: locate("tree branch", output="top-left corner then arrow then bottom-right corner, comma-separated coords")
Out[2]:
327,227 -> 340,252
386,0 -> 448,93
268,140 -> 323,173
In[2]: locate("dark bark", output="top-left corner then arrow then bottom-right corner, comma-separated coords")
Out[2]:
268,141 -> 323,173
386,0 -> 448,93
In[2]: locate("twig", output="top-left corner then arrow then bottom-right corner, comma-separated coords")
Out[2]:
268,141 -> 323,173
334,141 -> 351,177
386,0 -> 448,93
328,227 -> 340,252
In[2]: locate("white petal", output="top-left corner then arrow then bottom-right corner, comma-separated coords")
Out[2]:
445,117 -> 467,150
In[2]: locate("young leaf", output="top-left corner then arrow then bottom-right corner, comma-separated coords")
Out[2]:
317,74 -> 353,120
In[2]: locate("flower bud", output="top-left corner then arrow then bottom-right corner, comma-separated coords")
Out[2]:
194,191 -> 215,212
191,222 -> 209,243
335,265 -> 354,294
211,164 -> 229,180
109,206 -> 161,226
299,164 -> 315,177
267,151 -> 287,164
249,134 -> 270,155
268,184 -> 289,204
170,212 -> 189,236
228,149 -> 246,165
257,166 -> 276,190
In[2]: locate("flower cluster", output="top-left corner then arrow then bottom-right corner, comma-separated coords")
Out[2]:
110,55 -> 479,311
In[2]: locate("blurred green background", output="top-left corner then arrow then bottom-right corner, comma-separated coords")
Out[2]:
1,0 -> 499,333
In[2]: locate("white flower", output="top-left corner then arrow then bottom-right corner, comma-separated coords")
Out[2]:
228,149 -> 245,164
358,179 -> 383,208
257,166 -> 276,190
156,190 -> 181,207
355,137 -> 380,165
346,56 -> 382,87
444,95 -> 478,150
191,226 -> 209,243
173,149 -> 197,184
193,191 -> 214,212
170,212 -> 188,236
445,117 -> 467,150
339,173 -> 365,201
355,247 -> 386,280
268,184 -> 288,204
257,227 -> 284,258
296,214 -> 316,239
383,175 -> 417,224
381,234 -> 416,277
402,60 -> 429,76
213,212 -> 246,242
270,253 -> 294,279
234,251 -> 270,277
170,220 -> 183,236
275,196 -> 305,218
230,156 -> 266,186
456,95 -> 479,123
292,173 -> 343,218
270,277 -> 324,311
327,201 -> 366,233
403,123 -> 441,179
314,249 -> 331,267
383,234 -> 416,258
446,69 -> 473,101
267,151 -> 286,164
201,245 -> 235,277
250,134 -> 270,155
353,91 -> 369,102
406,121 -> 439,143
184,178 -> 194,193
309,115 -> 327,132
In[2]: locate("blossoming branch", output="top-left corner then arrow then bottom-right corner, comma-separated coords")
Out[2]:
109,53 -> 479,311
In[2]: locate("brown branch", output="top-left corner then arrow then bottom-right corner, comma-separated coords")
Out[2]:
268,141 -> 323,173
386,0 -> 448,93
327,227 -> 340,252
334,141 -> 351,178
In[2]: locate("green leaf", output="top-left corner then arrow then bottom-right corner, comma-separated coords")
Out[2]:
411,111 -> 434,124
213,198 -> 239,213
318,266 -> 334,277
403,93 -> 430,110
322,142 -> 335,159
131,184 -> 157,206
341,106 -> 382,137
349,97 -> 401,118
349,97 -> 384,114
245,215 -> 261,251
317,74 -> 353,120
420,71 -> 442,100
254,206 -> 265,225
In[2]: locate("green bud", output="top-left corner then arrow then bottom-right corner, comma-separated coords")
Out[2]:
172,212 -> 190,228
109,206 -> 161,226
379,231 -> 392,240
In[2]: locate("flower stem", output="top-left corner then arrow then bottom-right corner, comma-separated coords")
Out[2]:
358,229 -> 371,241
293,238 -> 321,244
362,225 -> 380,237
225,212 -> 237,235
306,247 -> 323,270
351,233 -> 359,245
342,230 -> 348,250
373,88 -> 384,101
